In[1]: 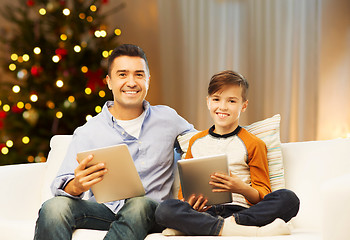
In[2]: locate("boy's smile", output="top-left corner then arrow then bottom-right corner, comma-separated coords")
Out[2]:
207,85 -> 248,135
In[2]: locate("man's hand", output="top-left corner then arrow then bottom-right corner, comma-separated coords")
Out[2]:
182,194 -> 211,212
64,155 -> 107,196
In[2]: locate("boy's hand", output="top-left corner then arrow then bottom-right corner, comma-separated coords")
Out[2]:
209,172 -> 245,194
183,194 -> 211,212
64,155 -> 107,196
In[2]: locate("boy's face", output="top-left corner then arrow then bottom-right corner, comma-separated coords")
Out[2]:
207,85 -> 248,135
106,56 -> 150,111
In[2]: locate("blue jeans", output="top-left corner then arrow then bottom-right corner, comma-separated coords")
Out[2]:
155,189 -> 300,236
34,196 -> 160,240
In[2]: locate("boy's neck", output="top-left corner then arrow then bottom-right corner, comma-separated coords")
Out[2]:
209,125 -> 241,138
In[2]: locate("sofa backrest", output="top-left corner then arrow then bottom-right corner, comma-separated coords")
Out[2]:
41,135 -> 73,203
282,138 -> 350,230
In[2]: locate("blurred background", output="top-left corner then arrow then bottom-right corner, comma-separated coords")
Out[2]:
0,0 -> 349,165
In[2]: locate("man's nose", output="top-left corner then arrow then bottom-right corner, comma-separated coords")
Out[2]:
126,75 -> 137,87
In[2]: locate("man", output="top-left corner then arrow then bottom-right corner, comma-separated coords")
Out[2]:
34,44 -> 194,240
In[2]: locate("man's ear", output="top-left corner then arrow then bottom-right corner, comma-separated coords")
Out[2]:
146,75 -> 151,91
106,75 -> 112,90
241,100 -> 248,112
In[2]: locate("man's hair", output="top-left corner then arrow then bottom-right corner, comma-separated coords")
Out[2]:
107,44 -> 149,76
208,70 -> 249,101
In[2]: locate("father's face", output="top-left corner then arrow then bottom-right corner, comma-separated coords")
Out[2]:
106,56 -> 150,110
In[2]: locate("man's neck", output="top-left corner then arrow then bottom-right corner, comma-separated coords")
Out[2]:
108,102 -> 144,120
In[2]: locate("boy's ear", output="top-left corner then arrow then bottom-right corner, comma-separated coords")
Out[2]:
241,100 -> 248,112
206,96 -> 210,110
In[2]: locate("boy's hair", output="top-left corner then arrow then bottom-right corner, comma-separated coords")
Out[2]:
107,44 -> 149,76
208,70 -> 249,101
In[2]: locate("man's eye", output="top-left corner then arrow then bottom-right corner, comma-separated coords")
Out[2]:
229,100 -> 236,103
119,73 -> 126,77
136,73 -> 144,78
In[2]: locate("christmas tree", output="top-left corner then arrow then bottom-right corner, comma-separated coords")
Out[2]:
0,0 -> 124,165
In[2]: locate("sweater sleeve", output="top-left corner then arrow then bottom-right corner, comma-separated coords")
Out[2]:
239,129 -> 271,201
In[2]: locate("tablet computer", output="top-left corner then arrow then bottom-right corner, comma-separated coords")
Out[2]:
77,144 -> 145,203
177,154 -> 232,205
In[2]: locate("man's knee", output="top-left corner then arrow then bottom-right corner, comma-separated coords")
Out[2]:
123,196 -> 159,218
38,196 -> 75,222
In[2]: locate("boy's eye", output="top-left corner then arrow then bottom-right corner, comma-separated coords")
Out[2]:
212,98 -> 219,101
229,100 -> 236,103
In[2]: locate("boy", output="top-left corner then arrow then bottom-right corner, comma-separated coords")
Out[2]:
155,70 -> 299,236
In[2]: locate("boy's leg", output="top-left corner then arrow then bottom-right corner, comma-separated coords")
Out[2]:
104,196 -> 159,240
34,196 -> 115,240
155,199 -> 224,236
233,189 -> 300,226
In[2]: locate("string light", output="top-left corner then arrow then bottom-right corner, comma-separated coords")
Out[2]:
56,111 -> 63,119
6,140 -> 13,148
90,5 -> 97,12
63,8 -> 70,16
3,104 -> 10,112
33,47 -> 41,54
74,45 -> 81,52
102,50 -> 109,58
86,115 -> 92,121
52,55 -> 60,63
114,28 -> 122,36
99,90 -> 106,98
68,96 -> 75,103
17,56 -> 23,63
17,102 -> 24,109
85,88 -> 92,95
86,16 -> 93,22
9,63 -> 16,71
22,54 -> 30,62
46,101 -> 55,109
27,156 -> 34,162
30,94 -> 38,102
12,85 -> 21,93
95,106 -> 102,113
22,136 -> 30,144
11,53 -> 18,61
56,79 -> 64,88
60,34 -> 68,41
81,66 -> 88,73
79,13 -> 86,19
25,103 -> 32,110
39,8 -> 46,15
1,146 -> 9,155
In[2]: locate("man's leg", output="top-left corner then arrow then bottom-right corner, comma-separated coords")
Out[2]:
34,196 -> 115,240
233,189 -> 300,226
155,199 -> 224,236
104,196 -> 159,240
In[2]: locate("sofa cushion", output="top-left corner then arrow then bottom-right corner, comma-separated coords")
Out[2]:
243,114 -> 285,191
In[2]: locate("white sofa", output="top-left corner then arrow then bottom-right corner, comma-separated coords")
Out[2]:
0,135 -> 350,240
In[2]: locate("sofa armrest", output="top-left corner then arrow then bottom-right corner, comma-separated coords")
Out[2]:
0,163 -> 46,220
321,173 -> 350,240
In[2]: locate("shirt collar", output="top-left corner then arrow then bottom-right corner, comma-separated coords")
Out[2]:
102,100 -> 150,127
209,125 -> 241,138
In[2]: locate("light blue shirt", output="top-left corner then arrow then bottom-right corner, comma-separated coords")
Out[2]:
51,100 -> 194,213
